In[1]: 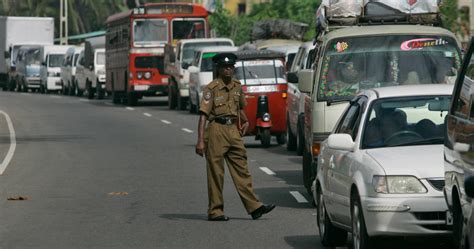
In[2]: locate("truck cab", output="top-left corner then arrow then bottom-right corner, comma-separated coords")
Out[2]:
76,44 -> 106,99
39,45 -> 72,93
298,1 -> 463,194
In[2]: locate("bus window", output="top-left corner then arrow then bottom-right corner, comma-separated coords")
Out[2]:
133,19 -> 168,45
172,19 -> 206,41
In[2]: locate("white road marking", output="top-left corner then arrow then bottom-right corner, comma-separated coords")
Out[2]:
0,111 -> 16,175
290,191 -> 309,203
161,120 -> 172,124
143,113 -> 152,117
259,167 -> 276,176
182,128 -> 193,133
126,107 -> 135,111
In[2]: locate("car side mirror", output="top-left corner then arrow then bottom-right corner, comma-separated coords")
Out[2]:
328,134 -> 355,152
287,72 -> 299,83
188,66 -> 199,74
465,176 -> 474,198
454,142 -> 470,153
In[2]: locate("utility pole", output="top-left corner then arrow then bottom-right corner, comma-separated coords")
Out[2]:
60,0 -> 68,45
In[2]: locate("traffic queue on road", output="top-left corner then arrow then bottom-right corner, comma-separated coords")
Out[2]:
1,1 -> 474,248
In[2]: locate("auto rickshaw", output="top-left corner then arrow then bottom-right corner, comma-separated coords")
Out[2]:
233,50 -> 288,147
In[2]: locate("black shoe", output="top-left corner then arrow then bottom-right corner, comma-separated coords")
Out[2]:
251,204 -> 276,220
208,215 -> 230,221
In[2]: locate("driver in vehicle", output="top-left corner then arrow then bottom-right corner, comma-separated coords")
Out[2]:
328,61 -> 360,95
379,109 -> 408,143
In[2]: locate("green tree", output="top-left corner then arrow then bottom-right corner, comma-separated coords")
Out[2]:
440,0 -> 460,35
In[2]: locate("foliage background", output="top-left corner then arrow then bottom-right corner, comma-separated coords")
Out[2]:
0,0 -> 469,45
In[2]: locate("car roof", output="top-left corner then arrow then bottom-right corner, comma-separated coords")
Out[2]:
360,84 -> 454,100
179,38 -> 234,45
265,45 -> 300,54
323,25 -> 458,44
196,46 -> 238,53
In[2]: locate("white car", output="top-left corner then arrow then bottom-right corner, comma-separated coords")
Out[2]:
314,84 -> 453,249
187,46 -> 238,113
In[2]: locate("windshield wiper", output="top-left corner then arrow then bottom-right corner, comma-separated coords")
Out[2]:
391,137 -> 444,147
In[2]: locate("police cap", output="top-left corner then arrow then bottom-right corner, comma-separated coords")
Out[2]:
212,52 -> 237,67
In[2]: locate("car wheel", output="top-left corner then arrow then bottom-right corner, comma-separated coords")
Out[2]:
127,92 -> 137,106
87,82 -> 94,99
177,91 -> 187,111
97,83 -> 105,99
76,82 -> 84,97
168,83 -> 177,110
317,185 -> 347,247
287,118 -> 297,151
260,128 -> 271,148
352,193 -> 372,249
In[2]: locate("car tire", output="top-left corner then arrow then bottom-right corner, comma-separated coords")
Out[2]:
177,91 -> 187,111
317,185 -> 347,247
260,128 -> 271,148
287,118 -> 297,151
96,83 -> 105,99
87,82 -> 94,99
76,82 -> 84,97
297,115 -> 305,156
453,194 -> 464,249
352,193 -> 372,249
127,92 -> 138,106
168,83 -> 177,110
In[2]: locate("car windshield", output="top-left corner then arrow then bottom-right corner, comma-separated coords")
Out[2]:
319,35 -> 461,102
172,19 -> 206,42
133,19 -> 168,45
362,95 -> 451,149
48,54 -> 64,67
96,52 -> 105,65
181,42 -> 232,68
234,59 -> 286,85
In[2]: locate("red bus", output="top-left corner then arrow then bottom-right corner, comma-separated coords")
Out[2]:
105,3 -> 209,105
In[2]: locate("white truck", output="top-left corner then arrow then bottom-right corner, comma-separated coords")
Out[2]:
0,16 -> 54,90
164,38 -> 234,110
39,45 -> 72,93
76,36 -> 106,99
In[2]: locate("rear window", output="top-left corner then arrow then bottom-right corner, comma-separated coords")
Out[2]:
135,56 -> 165,74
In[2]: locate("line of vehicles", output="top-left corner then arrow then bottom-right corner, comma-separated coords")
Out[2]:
1,1 -> 474,248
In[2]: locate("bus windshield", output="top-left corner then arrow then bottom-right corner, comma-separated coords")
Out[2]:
133,19 -> 168,45
234,59 -> 286,85
318,35 -> 461,102
172,19 -> 206,42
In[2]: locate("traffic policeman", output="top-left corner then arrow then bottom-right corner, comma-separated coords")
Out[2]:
195,52 -> 275,221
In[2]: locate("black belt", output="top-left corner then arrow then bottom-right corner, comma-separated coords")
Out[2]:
213,116 -> 237,125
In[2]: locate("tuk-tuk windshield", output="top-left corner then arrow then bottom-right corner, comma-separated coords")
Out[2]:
234,59 -> 286,85
318,35 -> 461,102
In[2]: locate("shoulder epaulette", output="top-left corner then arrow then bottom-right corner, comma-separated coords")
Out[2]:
207,79 -> 221,89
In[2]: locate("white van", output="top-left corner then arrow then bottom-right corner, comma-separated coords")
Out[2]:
39,45 -> 72,93
61,46 -> 83,95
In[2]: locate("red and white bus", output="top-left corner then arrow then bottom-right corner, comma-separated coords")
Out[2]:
105,3 -> 209,105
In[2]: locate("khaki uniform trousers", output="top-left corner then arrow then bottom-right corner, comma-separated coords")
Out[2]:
205,121 -> 262,218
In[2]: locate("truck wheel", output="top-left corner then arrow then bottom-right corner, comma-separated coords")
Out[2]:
287,118 -> 297,151
68,82 -> 75,96
302,147 -> 313,195
177,92 -> 187,111
168,82 -> 177,109
127,92 -> 138,106
87,83 -> 94,99
96,83 -> 105,99
112,91 -> 121,104
276,133 -> 286,145
297,115 -> 305,156
76,82 -> 84,97
260,129 -> 271,148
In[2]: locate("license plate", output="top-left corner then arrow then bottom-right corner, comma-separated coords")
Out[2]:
446,210 -> 453,225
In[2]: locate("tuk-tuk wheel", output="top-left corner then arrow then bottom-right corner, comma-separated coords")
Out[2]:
260,129 -> 271,148
276,134 -> 286,145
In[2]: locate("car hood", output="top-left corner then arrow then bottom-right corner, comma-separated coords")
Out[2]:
366,145 -> 443,179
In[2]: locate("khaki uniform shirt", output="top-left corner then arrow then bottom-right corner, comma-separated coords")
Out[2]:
199,78 -> 247,120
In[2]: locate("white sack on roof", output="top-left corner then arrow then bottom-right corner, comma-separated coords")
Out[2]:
321,0 -> 364,17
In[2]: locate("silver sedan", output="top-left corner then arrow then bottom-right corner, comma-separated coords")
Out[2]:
313,84 -> 453,249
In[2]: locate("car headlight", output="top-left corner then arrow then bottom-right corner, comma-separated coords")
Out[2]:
144,72 -> 152,79
137,72 -> 143,80
372,176 -> 427,194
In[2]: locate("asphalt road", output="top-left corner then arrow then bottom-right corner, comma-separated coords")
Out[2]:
0,91 -> 454,249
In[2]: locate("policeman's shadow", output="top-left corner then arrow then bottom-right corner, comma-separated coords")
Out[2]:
160,213 -> 250,221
